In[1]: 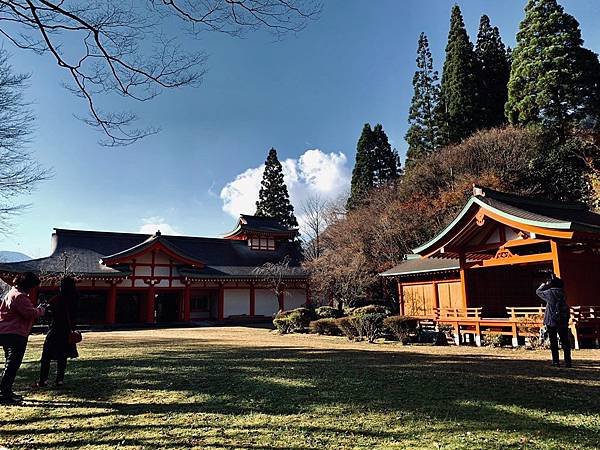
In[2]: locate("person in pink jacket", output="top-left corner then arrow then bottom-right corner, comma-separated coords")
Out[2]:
0,272 -> 44,404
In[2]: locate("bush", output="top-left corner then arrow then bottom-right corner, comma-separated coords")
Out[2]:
273,308 -> 314,334
309,318 -> 340,336
384,316 -> 419,344
353,313 -> 387,343
336,316 -> 359,340
350,305 -> 391,316
315,306 -> 343,319
482,332 -> 506,348
517,314 -> 547,349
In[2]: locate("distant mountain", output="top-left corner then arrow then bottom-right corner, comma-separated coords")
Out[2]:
0,251 -> 31,263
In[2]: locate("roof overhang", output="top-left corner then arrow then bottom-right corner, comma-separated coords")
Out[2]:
101,235 -> 204,267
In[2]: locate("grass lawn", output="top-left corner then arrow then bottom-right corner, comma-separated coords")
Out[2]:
1,327 -> 599,450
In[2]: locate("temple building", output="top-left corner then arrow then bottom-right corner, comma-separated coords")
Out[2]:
381,186 -> 600,348
0,215 -> 308,325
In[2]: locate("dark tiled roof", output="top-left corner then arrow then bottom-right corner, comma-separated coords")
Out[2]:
476,187 -> 600,231
0,227 -> 305,279
223,214 -> 298,238
380,256 -> 459,277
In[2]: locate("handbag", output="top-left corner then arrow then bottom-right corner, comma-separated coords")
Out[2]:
65,299 -> 82,345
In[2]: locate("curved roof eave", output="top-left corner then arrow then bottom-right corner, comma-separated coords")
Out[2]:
412,196 -> 574,255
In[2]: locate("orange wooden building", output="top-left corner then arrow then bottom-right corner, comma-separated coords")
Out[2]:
381,186 -> 600,348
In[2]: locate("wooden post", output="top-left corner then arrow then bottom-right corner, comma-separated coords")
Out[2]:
398,281 -> 404,316
474,323 -> 482,347
511,323 -> 519,347
550,240 -> 561,277
432,281 -> 440,312
105,282 -> 117,325
459,252 -> 469,308
218,283 -> 224,320
249,284 -> 256,316
183,283 -> 191,322
146,283 -> 155,324
29,287 -> 39,306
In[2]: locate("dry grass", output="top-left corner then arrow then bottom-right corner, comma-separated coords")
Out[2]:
1,326 -> 599,449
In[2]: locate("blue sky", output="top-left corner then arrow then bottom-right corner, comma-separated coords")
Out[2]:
4,0 -> 600,258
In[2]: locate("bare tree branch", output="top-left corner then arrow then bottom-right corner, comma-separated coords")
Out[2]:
0,0 -> 321,145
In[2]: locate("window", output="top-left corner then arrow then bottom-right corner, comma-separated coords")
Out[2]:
191,294 -> 209,311
248,237 -> 275,250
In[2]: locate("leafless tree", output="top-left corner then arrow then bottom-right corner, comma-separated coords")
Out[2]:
299,195 -> 329,261
253,255 -> 290,310
0,49 -> 50,234
0,0 -> 321,146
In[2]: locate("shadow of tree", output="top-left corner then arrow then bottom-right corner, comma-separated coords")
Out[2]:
2,338 -> 599,449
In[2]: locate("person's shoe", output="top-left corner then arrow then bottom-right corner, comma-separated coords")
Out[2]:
0,393 -> 23,404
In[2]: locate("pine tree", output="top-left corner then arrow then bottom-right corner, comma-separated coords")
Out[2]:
506,0 -> 600,135
405,32 -> 442,168
475,15 -> 510,129
347,123 -> 400,210
255,148 -> 298,229
372,124 -> 401,184
346,124 -> 375,210
438,5 -> 479,145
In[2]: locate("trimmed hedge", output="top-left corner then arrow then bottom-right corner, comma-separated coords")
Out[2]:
383,315 -> 419,344
273,307 -> 314,334
315,306 -> 343,319
336,316 -> 359,340
309,318 -> 340,335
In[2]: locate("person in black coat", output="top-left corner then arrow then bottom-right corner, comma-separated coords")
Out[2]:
535,275 -> 572,368
34,276 -> 79,387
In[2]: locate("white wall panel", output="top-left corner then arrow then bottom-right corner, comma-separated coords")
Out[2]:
224,289 -> 250,317
255,289 -> 278,316
285,289 -> 307,310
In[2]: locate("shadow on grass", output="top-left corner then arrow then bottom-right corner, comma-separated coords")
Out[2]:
3,338 -> 600,449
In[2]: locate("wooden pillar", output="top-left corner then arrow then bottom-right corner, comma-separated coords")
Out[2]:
218,283 -> 224,320
249,284 -> 256,316
105,282 -> 117,325
432,281 -> 440,313
146,283 -> 155,324
183,283 -> 191,322
398,281 -> 404,316
459,252 -> 469,308
550,240 -> 562,277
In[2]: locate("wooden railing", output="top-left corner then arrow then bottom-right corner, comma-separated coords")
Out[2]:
434,307 -> 482,319
505,306 -> 545,319
571,306 -> 599,322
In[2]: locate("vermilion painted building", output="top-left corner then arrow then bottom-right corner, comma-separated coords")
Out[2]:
0,215 -> 308,325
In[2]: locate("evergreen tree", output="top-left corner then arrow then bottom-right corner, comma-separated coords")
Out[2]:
372,124 -> 401,184
347,124 -> 400,210
255,148 -> 299,229
438,5 -> 479,145
475,15 -> 510,129
347,124 -> 375,210
405,32 -> 442,168
506,0 -> 600,136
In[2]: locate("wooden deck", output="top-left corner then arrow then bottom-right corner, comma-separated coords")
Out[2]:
413,306 -> 600,349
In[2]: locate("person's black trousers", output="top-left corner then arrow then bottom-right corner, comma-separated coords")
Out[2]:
39,352 -> 67,384
547,326 -> 572,366
0,333 -> 28,396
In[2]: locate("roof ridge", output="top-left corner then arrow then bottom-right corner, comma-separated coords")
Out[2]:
475,186 -> 588,211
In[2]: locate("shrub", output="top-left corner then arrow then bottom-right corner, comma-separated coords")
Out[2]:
350,305 -> 391,316
315,306 -> 343,319
517,314 -> 547,349
309,318 -> 340,336
384,316 -> 419,344
435,324 -> 454,346
353,313 -> 387,343
482,332 -> 506,348
336,316 -> 359,340
273,308 -> 314,334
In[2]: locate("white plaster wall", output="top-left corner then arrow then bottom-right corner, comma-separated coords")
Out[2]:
224,289 -> 250,317
154,266 -> 170,276
135,266 -> 151,277
255,289 -> 278,316
285,289 -> 307,310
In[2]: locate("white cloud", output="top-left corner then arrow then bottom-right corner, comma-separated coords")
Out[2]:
220,148 -> 350,219
139,217 -> 180,235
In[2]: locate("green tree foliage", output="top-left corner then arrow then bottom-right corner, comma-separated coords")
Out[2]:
255,148 -> 299,229
506,0 -> 600,135
405,32 -> 442,168
475,15 -> 510,129
347,124 -> 400,210
438,5 -> 479,145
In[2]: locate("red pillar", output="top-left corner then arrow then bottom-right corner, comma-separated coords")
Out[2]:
29,287 -> 39,306
277,291 -> 284,312
183,283 -> 191,322
105,282 -> 117,325
146,283 -> 155,324
218,283 -> 224,320
249,284 -> 256,316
